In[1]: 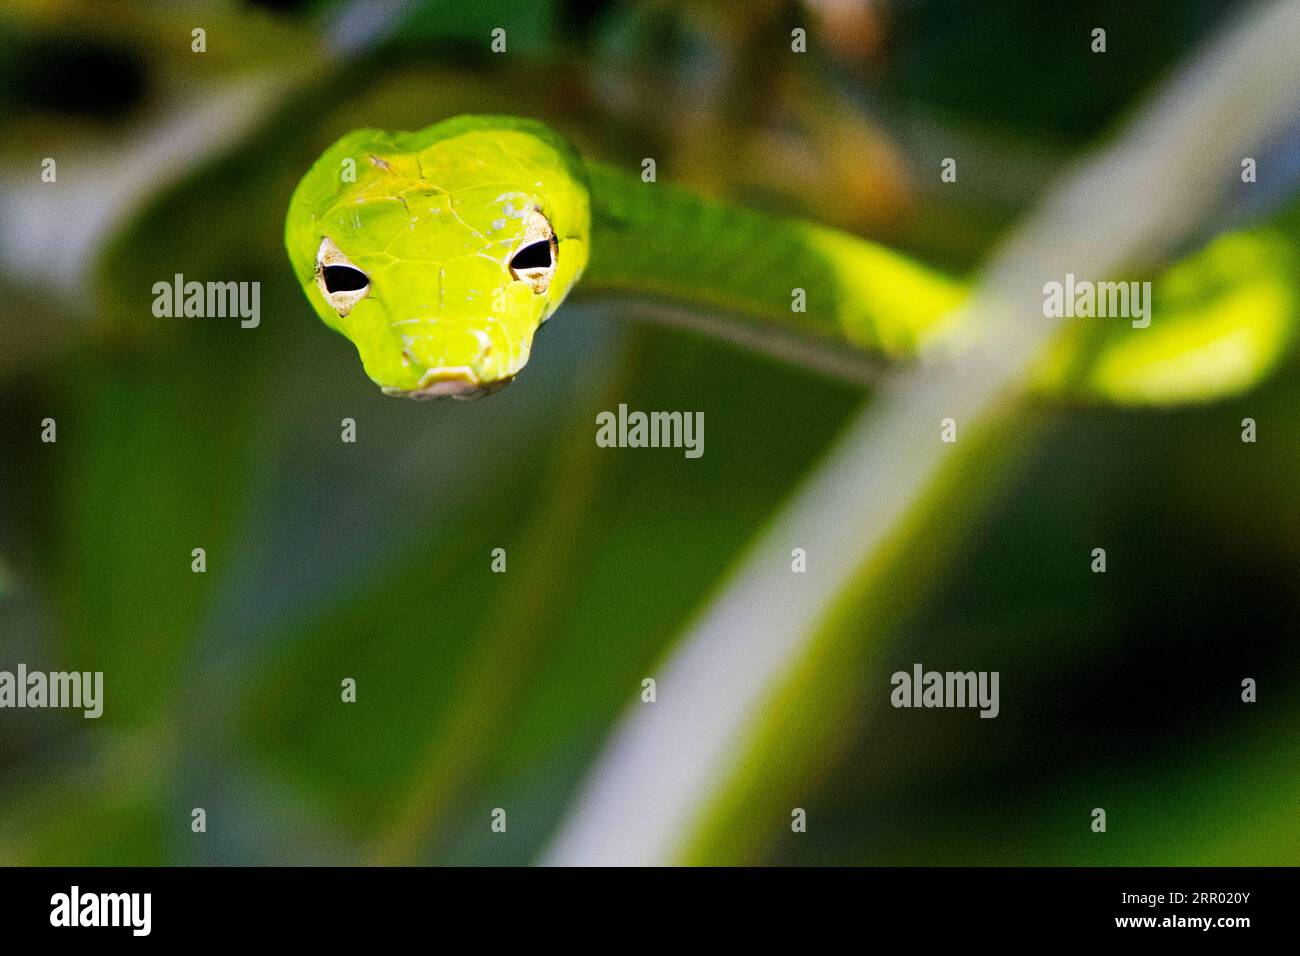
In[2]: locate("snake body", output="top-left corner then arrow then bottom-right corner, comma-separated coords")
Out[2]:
285,114 -> 965,398
286,114 -> 1292,402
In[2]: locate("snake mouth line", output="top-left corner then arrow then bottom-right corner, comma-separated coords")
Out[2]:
382,366 -> 515,401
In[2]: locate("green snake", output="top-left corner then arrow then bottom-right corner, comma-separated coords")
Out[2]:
285,114 -> 1294,402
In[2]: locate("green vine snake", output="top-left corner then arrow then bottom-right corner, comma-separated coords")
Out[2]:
285,114 -> 1294,402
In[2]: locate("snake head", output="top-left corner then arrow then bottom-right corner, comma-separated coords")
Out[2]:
285,116 -> 591,399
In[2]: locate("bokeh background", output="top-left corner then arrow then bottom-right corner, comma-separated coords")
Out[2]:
0,0 -> 1297,865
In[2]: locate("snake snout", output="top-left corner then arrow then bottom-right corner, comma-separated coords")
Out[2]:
382,366 -> 515,401
381,323 -> 515,400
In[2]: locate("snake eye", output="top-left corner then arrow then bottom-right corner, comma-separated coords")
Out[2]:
315,237 -> 369,316
510,241 -> 552,270
323,265 -> 368,293
509,208 -> 557,294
